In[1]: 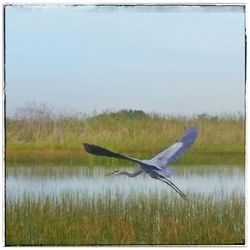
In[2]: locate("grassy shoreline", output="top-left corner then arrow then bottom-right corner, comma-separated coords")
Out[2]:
6,148 -> 244,166
6,192 -> 245,245
6,110 -> 245,166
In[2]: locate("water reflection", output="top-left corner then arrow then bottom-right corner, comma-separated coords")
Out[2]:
6,166 -> 244,201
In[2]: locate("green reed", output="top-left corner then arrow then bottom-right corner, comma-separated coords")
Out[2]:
6,108 -> 245,166
6,191 -> 245,245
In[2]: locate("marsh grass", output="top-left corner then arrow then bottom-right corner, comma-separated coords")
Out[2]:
6,191 -> 245,245
6,106 -> 245,166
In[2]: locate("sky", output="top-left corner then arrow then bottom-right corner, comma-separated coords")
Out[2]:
5,5 -> 245,116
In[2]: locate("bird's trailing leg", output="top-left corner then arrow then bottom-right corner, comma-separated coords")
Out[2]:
158,177 -> 188,200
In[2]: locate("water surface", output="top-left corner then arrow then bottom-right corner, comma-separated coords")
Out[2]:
6,165 -> 244,201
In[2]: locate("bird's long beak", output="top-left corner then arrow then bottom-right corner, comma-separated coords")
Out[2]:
105,171 -> 113,176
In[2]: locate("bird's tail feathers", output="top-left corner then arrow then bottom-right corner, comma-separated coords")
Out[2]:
154,167 -> 176,178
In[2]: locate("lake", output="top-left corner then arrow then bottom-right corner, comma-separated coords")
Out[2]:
6,165 -> 244,202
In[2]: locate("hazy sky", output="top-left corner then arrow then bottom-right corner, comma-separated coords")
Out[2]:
5,5 -> 245,116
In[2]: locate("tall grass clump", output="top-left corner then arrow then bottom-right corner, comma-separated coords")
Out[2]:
6,192 -> 245,245
6,103 -> 245,166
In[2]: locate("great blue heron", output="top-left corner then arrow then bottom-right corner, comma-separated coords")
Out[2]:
83,127 -> 198,200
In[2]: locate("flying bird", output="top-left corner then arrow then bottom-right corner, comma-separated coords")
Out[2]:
83,127 -> 198,200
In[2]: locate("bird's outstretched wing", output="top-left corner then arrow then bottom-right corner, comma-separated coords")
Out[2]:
150,127 -> 198,166
83,143 -> 143,165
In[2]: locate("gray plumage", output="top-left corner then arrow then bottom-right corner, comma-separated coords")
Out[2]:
83,127 -> 198,200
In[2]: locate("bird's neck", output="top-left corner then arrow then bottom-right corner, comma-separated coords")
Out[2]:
118,171 -> 133,177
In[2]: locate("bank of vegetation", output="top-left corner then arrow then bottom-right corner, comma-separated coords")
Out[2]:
6,104 -> 245,166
